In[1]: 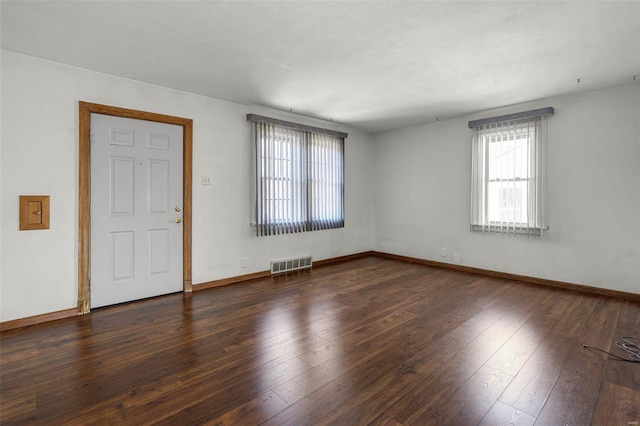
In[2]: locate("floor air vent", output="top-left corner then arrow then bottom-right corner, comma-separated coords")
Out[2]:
270,256 -> 313,275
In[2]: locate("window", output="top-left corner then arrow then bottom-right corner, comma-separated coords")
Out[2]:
469,108 -> 552,237
249,115 -> 346,236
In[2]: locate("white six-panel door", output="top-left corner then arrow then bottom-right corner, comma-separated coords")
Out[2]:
90,114 -> 183,308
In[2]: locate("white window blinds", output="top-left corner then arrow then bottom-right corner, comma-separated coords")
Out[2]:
470,109 -> 551,237
250,115 -> 345,237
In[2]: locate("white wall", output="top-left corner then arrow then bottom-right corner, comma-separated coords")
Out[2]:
373,83 -> 640,294
2,50 -> 638,323
0,51 -> 373,321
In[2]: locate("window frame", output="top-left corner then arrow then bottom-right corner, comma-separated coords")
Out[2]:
469,108 -> 552,237
249,115 -> 346,236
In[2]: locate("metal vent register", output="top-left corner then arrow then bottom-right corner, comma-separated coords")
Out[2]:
270,256 -> 313,275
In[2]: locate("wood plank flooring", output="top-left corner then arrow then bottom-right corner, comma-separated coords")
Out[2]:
1,256 -> 638,425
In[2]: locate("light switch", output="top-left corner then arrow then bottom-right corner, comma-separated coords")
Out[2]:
20,195 -> 50,230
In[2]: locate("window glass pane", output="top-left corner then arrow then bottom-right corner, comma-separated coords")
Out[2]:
309,137 -> 343,223
487,135 -> 529,180
487,130 -> 530,224
487,180 -> 528,223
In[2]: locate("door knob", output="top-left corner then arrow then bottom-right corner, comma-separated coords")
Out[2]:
174,218 -> 182,223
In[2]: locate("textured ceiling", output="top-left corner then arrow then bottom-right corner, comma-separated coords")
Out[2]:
2,1 -> 639,132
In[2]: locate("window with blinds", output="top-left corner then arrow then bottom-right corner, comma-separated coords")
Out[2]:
469,108 -> 552,237
248,115 -> 346,236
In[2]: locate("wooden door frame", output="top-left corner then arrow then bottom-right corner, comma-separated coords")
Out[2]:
78,101 -> 193,314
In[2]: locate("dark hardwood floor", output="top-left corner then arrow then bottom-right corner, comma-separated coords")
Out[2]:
1,256 -> 638,425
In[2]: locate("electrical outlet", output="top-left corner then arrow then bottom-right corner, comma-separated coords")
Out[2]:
201,176 -> 212,185
440,248 -> 447,257
240,257 -> 248,268
454,253 -> 461,263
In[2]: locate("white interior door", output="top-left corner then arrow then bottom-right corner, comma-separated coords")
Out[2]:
90,113 -> 183,308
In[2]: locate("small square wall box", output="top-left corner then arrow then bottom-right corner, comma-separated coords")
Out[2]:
19,195 -> 50,230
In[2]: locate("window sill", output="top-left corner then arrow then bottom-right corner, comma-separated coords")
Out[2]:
471,224 -> 547,237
